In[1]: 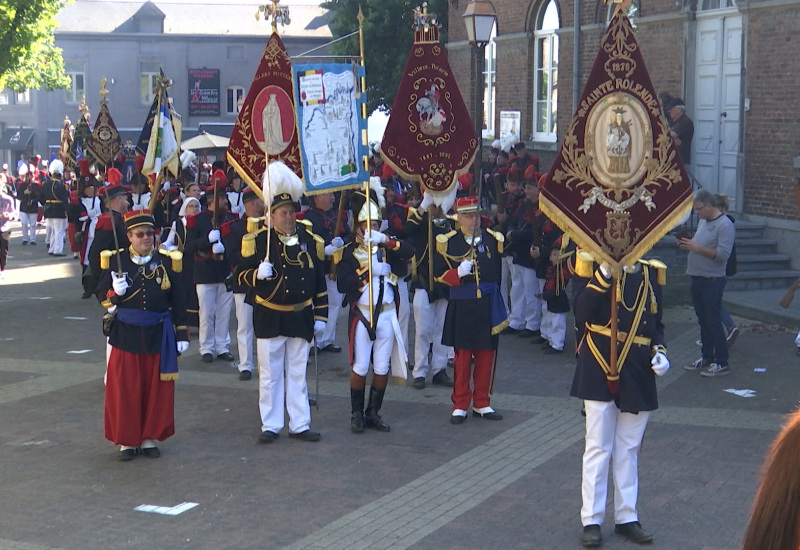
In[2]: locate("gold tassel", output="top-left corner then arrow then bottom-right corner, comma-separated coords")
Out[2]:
242,233 -> 256,258
247,216 -> 261,234
575,250 -> 594,278
100,250 -> 112,270
616,276 -> 622,303
160,270 -> 171,291
170,251 -> 183,273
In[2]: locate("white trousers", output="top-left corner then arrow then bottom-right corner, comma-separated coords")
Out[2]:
353,308 -> 397,377
196,283 -> 233,356
540,310 -> 567,351
581,400 -> 651,526
316,274 -> 343,349
508,265 -> 542,331
20,212 -> 37,242
500,256 -> 514,315
47,218 -> 67,254
411,288 -> 451,378
257,336 -> 312,434
233,293 -> 254,372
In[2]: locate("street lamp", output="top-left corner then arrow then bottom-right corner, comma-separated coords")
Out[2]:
462,0 -> 496,204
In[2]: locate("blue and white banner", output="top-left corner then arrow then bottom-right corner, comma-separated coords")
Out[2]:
293,63 -> 368,195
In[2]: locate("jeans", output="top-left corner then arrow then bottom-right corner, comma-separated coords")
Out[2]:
690,276 -> 728,366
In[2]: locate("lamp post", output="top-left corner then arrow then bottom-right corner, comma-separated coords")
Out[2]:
463,0 -> 496,204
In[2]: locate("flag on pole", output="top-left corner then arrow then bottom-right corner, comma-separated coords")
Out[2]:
68,113 -> 92,172
540,4 -> 693,268
140,88 -> 180,178
228,32 -> 302,203
85,102 -> 122,168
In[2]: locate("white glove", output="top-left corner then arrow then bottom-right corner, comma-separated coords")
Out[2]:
419,193 -> 434,211
207,229 -> 221,243
160,244 -> 179,252
331,236 -> 344,249
131,204 -> 145,211
176,341 -> 189,354
111,272 -> 129,296
256,261 -> 274,280
106,305 -> 117,314
651,352 -> 670,376
324,244 -> 338,256
162,181 -> 171,191
371,260 -> 392,277
599,262 -> 612,278
364,229 -> 387,244
314,320 -> 326,338
211,242 -> 225,255
457,260 -> 473,278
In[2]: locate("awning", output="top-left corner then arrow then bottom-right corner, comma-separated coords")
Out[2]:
0,127 -> 35,149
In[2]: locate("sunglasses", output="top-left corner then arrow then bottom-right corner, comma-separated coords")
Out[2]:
132,230 -> 155,238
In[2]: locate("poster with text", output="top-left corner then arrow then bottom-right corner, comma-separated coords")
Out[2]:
188,69 -> 220,116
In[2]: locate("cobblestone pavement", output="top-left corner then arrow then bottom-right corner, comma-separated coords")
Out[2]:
1,236 -> 799,550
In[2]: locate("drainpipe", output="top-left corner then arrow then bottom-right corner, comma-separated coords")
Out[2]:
573,0 -> 581,112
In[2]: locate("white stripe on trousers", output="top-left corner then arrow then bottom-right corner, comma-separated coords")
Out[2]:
196,283 -> 233,356
257,336 -> 312,434
581,399 -> 651,526
233,292 -> 254,372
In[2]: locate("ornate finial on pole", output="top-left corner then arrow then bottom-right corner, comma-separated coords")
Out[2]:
255,0 -> 291,33
99,77 -> 109,104
413,2 -> 440,44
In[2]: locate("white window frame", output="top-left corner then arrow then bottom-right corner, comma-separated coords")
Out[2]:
482,29 -> 497,139
64,61 -> 85,104
226,85 -> 246,115
140,62 -> 161,105
16,90 -> 30,104
533,0 -> 559,142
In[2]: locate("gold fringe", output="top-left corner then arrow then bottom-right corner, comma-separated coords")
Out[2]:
247,217 -> 262,233
436,232 -> 451,255
313,234 -> 325,261
160,270 -> 171,290
648,259 -> 667,285
100,250 -> 113,270
241,233 -> 256,258
391,375 -> 408,387
575,250 -> 595,278
170,251 -> 183,273
487,228 -> 504,253
160,373 -> 179,381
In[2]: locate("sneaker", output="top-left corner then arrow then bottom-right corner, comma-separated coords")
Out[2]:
684,358 -> 710,371
725,326 -> 740,348
701,363 -> 731,377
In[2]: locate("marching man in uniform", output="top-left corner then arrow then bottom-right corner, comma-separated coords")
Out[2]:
335,180 -> 414,433
96,209 -> 189,461
571,252 -> 669,547
235,162 -> 328,443
434,196 -> 508,424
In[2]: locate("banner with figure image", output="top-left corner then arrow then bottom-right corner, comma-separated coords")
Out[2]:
293,63 -> 368,196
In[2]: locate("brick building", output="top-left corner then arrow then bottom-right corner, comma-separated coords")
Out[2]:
447,0 -> 800,267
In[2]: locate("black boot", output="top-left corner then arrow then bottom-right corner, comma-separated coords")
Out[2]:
364,386 -> 390,432
350,388 -> 365,433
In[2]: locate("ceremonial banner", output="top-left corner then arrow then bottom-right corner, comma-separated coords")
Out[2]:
293,63 -> 368,195
85,102 -> 122,168
540,5 -> 693,268
228,32 -> 302,202
68,114 -> 92,172
380,23 -> 477,196
58,117 -> 73,165
138,88 -> 179,178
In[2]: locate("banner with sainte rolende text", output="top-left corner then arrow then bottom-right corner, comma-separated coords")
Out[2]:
293,63 -> 368,196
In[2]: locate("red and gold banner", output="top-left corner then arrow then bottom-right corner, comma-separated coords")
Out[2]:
380,25 -> 477,196
85,102 -> 122,168
540,5 -> 693,268
227,32 -> 302,202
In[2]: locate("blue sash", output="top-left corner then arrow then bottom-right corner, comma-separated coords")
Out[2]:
448,282 -> 509,335
115,308 -> 179,380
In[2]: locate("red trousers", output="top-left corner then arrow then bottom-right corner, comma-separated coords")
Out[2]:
105,347 -> 175,446
451,348 -> 495,411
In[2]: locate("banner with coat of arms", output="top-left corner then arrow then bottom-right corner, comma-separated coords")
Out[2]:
85,102 -> 122,168
379,18 -> 477,197
228,32 -> 302,202
540,4 -> 693,269
293,63 -> 368,196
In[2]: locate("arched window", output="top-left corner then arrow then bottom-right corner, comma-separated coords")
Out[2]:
533,0 -> 559,142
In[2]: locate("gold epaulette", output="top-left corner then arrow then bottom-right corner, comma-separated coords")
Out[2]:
486,228 -> 504,253
241,233 -> 257,258
407,207 -> 422,222
99,248 -> 125,270
168,250 -> 183,273
311,232 -> 325,261
247,216 -> 263,234
575,250 -> 595,278
436,230 -> 456,255
647,259 -> 667,285
333,245 -> 345,266
297,218 -> 312,227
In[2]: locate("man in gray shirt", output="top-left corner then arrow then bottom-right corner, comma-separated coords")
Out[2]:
678,190 -> 735,376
